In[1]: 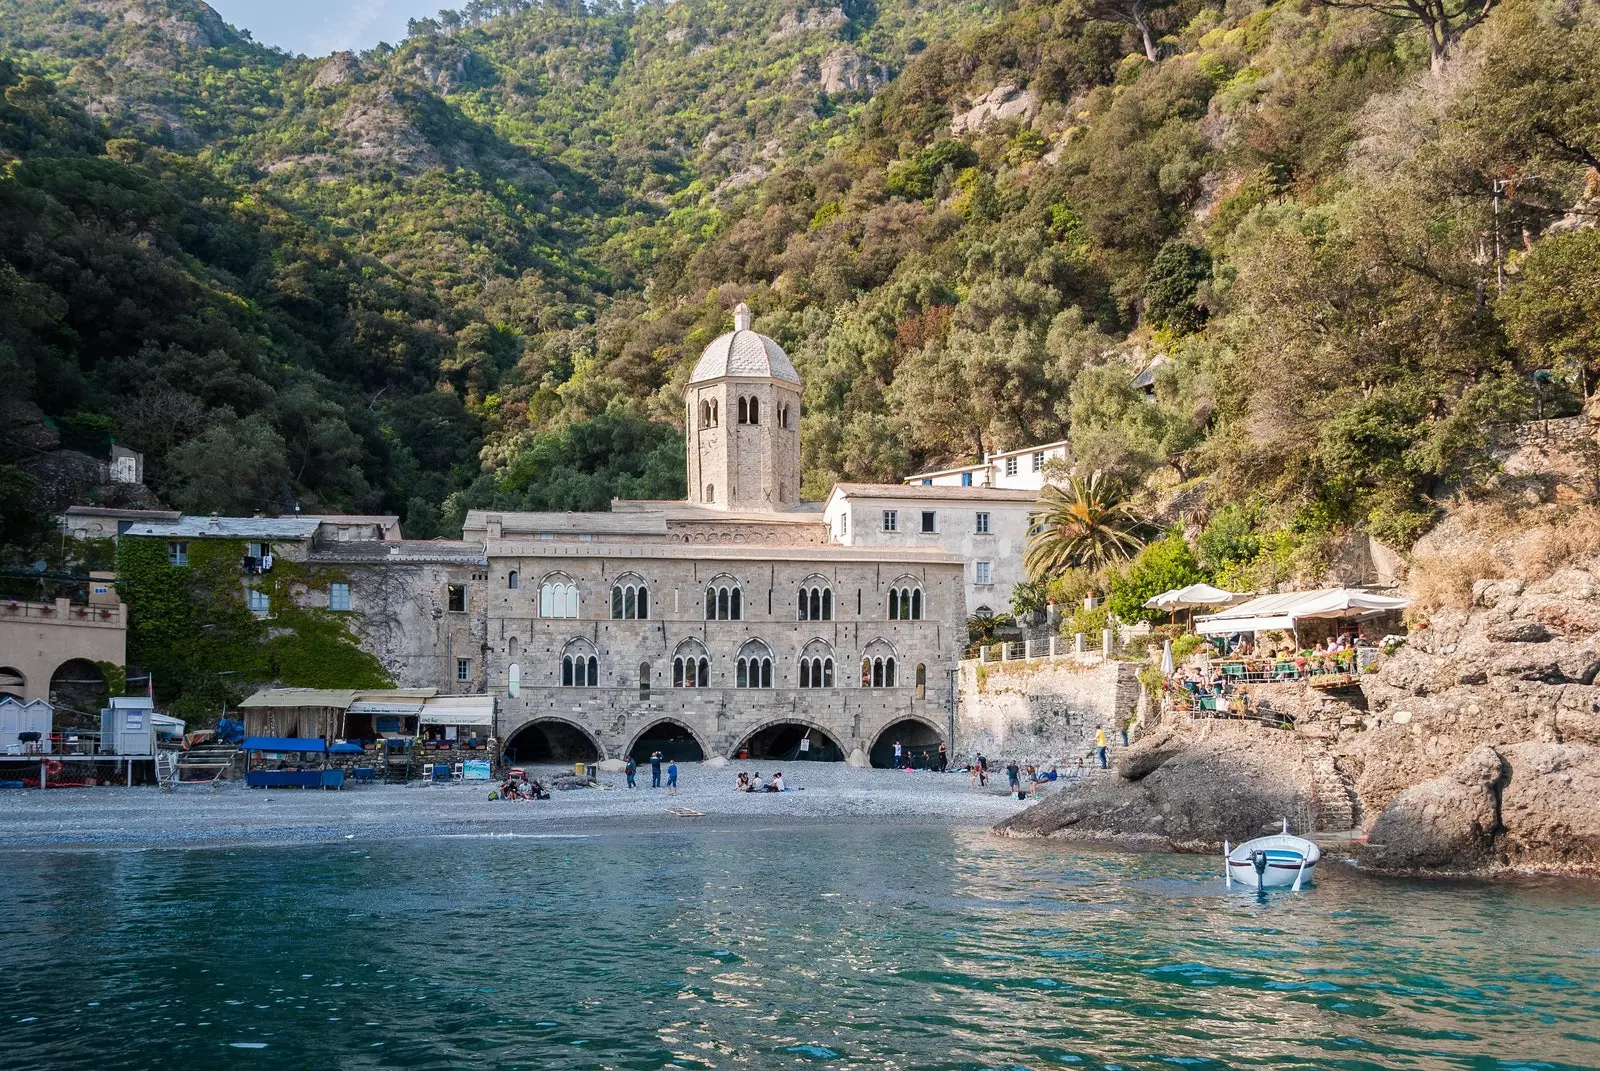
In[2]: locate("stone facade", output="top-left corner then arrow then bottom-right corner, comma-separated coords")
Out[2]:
955,655 -> 1141,766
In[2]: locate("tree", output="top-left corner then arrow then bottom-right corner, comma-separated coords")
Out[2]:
1107,531 -> 1207,625
1077,0 -> 1172,63
1310,0 -> 1498,72
1142,241 -> 1212,334
163,412 -> 293,515
1024,472 -> 1146,577
1500,228 -> 1600,397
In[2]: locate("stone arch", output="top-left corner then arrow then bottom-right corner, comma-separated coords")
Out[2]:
887,574 -> 924,621
704,572 -> 744,621
867,715 -> 944,769
610,571 -> 650,620
503,716 -> 603,765
672,638 -> 710,688
734,637 -> 774,688
0,666 -> 25,702
797,573 -> 833,622
733,717 -> 845,762
626,717 -> 708,764
49,657 -> 106,717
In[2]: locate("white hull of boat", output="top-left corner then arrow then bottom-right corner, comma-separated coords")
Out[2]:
1224,826 -> 1321,890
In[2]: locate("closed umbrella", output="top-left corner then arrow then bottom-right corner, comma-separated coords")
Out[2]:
1160,637 -> 1174,675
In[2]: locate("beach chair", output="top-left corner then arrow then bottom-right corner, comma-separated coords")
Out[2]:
431,763 -> 452,784
452,762 -> 464,782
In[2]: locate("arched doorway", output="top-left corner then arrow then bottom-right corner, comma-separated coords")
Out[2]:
0,666 -> 25,703
48,659 -> 106,724
628,719 -> 705,764
503,719 -> 602,765
870,718 -> 943,769
736,722 -> 843,762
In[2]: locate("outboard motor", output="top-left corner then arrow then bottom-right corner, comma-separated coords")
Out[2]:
1250,850 -> 1269,878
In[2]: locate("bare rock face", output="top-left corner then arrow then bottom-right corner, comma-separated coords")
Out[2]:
312,51 -> 361,89
769,7 -> 848,42
997,721 -> 1315,850
817,47 -> 883,95
950,83 -> 1039,135
1363,745 -> 1505,870
1497,742 -> 1600,869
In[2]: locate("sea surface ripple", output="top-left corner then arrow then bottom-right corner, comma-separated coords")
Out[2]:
1,826 -> 1596,1070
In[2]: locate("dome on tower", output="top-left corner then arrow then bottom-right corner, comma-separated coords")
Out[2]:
688,302 -> 801,386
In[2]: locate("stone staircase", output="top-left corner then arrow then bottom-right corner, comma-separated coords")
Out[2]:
1309,751 -> 1359,832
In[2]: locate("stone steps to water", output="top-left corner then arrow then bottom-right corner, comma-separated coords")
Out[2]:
1310,753 -> 1358,832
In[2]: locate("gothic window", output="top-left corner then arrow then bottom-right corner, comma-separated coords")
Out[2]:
539,573 -> 580,618
639,662 -> 651,701
508,662 -> 521,697
738,396 -> 749,424
915,663 -> 926,700
507,570 -> 520,590
799,639 -> 835,688
610,573 -> 650,619
779,403 -> 791,429
705,575 -> 742,620
672,639 -> 710,689
560,639 -> 599,687
887,579 -> 924,620
700,400 -> 712,428
797,575 -> 833,621
748,397 -> 759,424
735,639 -> 774,688
860,640 -> 898,688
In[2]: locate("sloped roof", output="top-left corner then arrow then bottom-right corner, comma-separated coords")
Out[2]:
123,515 -> 322,540
689,330 -> 801,385
830,483 -> 1040,503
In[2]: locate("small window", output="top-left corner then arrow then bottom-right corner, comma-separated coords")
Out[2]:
168,541 -> 188,566
975,561 -> 992,585
1005,456 -> 1019,477
915,663 -> 927,699
329,583 -> 350,611
882,510 -> 898,532
975,512 -> 990,534
748,397 -> 760,425
640,662 -> 651,701
738,397 -> 749,424
706,483 -> 715,503
507,570 -> 520,590
841,513 -> 848,535
508,662 -> 521,697
920,511 -> 936,534
247,589 -> 269,612
1032,451 -> 1045,472
456,658 -> 470,682
961,472 -> 973,487
447,584 -> 466,613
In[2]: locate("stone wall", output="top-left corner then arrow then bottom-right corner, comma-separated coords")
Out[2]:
955,656 -> 1140,765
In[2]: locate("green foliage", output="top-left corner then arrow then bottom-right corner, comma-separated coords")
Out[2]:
1500,228 -> 1600,392
1197,503 -> 1261,573
1025,471 -> 1146,577
1142,241 -> 1212,333
115,535 -> 390,714
1009,577 -> 1049,617
1107,531 -> 1206,625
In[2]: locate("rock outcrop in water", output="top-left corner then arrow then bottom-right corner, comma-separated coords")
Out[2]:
999,537 -> 1600,878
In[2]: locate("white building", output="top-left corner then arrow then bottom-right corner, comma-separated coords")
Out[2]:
903,440 -> 1069,492
822,483 -> 1039,619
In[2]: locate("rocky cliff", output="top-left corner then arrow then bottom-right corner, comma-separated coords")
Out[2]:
999,537 -> 1600,878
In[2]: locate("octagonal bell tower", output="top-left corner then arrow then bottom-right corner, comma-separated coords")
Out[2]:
685,302 -> 802,512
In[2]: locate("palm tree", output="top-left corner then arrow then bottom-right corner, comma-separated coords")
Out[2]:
1025,472 -> 1146,577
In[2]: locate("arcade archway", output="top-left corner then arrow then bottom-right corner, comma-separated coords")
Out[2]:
48,659 -> 106,722
0,666 -> 24,703
503,718 -> 602,764
628,719 -> 706,764
735,721 -> 843,762
870,718 -> 943,769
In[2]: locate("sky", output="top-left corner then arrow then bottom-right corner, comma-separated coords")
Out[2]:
205,0 -> 449,56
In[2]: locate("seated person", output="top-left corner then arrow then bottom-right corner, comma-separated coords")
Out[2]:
735,771 -> 749,792
767,772 -> 784,792
749,773 -> 765,792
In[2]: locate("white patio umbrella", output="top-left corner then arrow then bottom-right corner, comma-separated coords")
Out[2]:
1143,583 -> 1240,612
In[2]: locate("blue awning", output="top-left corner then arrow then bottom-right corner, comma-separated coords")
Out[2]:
242,736 -> 327,753
329,742 -> 365,754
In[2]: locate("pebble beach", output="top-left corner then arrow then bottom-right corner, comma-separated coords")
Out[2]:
0,763 -> 1038,850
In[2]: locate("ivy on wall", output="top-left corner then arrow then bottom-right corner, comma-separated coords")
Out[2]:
115,536 -> 392,716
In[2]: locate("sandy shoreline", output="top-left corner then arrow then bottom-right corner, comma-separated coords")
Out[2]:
0,762 -> 1035,851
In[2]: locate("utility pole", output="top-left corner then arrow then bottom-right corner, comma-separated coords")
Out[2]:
1492,179 -> 1507,294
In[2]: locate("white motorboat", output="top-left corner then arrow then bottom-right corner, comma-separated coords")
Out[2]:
1224,819 -> 1320,890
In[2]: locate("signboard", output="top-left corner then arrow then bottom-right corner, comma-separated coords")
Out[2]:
124,712 -> 143,731
463,759 -> 491,781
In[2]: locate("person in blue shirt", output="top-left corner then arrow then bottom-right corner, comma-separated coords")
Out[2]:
650,750 -> 662,788
666,760 -> 679,794
625,756 -> 637,788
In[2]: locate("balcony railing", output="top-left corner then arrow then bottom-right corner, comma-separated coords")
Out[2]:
0,599 -> 123,626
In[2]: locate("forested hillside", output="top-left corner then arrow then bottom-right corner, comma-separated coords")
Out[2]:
2,0 -> 1597,586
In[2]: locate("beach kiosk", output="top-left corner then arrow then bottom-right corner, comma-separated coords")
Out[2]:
242,737 -> 345,789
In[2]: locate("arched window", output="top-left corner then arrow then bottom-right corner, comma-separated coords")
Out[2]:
610,573 -> 649,619
508,662 -> 521,697
748,397 -> 760,425
705,575 -> 742,621
797,575 -> 833,622
779,403 -> 791,429
560,639 -> 598,687
887,579 -> 924,620
507,569 -> 519,590
799,639 -> 835,689
705,483 -> 715,503
640,662 -> 651,701
738,396 -> 749,424
672,639 -> 710,689
735,639 -> 774,688
711,399 -> 718,425
540,573 -> 579,619
860,640 -> 898,689
915,663 -> 926,699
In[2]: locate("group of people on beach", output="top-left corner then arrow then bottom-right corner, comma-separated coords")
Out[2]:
887,739 -> 949,771
734,771 -> 786,792
623,751 -> 679,793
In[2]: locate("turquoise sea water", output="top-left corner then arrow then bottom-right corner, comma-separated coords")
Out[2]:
2,826 -> 1598,1070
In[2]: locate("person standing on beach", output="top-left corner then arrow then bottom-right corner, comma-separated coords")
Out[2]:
625,756 -> 637,789
977,753 -> 988,787
666,759 -> 678,794
651,750 -> 663,788
1095,727 -> 1108,769
937,741 -> 948,772
1006,759 -> 1020,791
893,740 -> 903,767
